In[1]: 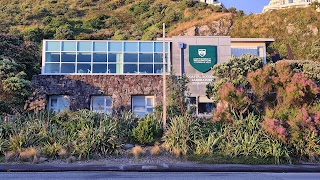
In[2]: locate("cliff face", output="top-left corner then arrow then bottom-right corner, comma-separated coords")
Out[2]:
177,18 -> 233,36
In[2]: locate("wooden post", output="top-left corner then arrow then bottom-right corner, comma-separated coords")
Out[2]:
162,23 -> 167,130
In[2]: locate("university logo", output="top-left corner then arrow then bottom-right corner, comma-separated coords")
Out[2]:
189,45 -> 217,73
198,49 -> 206,57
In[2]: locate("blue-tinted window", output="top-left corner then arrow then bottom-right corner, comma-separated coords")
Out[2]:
124,53 -> 138,62
108,53 -> 122,62
154,53 -> 162,63
124,64 -> 137,73
78,53 -> 91,62
154,42 -> 169,52
93,42 -> 107,51
154,64 -> 167,74
139,53 -> 153,63
93,64 -> 107,73
45,63 -> 60,73
45,52 -> 60,62
62,41 -> 76,51
93,53 -> 107,62
108,42 -> 122,52
61,63 -> 75,73
46,41 -> 60,51
61,53 -> 76,62
231,48 -> 258,57
78,42 -> 92,51
108,64 -> 116,73
124,42 -> 138,52
139,64 -> 153,73
139,42 -> 153,52
77,64 -> 91,73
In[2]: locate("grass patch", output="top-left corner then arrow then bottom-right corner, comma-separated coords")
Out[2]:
187,154 -> 280,165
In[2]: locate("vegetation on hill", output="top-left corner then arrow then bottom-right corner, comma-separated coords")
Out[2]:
0,0 -> 229,41
230,7 -> 320,60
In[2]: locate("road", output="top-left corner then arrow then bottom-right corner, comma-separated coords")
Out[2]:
1,172 -> 320,180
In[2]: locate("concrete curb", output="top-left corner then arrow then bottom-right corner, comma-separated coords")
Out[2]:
1,163 -> 320,172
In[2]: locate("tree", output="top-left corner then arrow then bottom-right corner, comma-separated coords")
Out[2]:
0,34 -> 39,114
206,54 -> 263,103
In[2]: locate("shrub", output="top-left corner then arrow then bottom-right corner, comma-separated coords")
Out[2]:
132,115 -> 162,145
162,116 -> 199,156
131,145 -> 144,159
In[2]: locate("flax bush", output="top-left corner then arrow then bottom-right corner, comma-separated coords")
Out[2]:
162,115 -> 200,156
0,110 -> 138,160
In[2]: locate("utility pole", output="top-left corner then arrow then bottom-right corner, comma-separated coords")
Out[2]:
162,23 -> 167,130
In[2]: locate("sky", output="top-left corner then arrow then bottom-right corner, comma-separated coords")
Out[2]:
220,0 -> 271,14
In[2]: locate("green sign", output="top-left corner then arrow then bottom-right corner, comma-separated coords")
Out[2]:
189,45 -> 217,73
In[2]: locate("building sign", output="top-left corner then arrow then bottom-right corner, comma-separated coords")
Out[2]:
186,75 -> 215,85
189,45 -> 217,73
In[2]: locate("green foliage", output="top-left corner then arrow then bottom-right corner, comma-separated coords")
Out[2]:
132,115 -> 162,145
308,37 -> 320,61
206,54 -> 263,103
0,110 -> 139,159
162,116 -> 199,156
231,7 -> 320,60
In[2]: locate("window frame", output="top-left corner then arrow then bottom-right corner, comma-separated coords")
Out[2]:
132,96 -> 154,118
48,95 -> 70,112
91,96 -> 113,114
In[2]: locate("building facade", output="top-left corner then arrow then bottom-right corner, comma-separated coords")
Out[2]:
263,0 -> 315,12
27,36 -> 274,117
193,0 -> 224,6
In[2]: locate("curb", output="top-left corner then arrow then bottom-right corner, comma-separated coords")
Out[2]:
1,163 -> 320,172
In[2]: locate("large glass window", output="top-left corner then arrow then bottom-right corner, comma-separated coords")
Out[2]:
132,96 -> 154,118
93,53 -> 107,62
45,63 -> 59,73
45,52 -> 60,62
48,95 -> 70,112
43,40 -> 170,75
61,53 -> 76,62
62,41 -> 76,51
78,53 -> 91,62
91,96 -> 112,114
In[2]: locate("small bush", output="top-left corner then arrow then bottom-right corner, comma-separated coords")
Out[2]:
131,145 -> 144,159
151,142 -> 161,156
132,115 -> 162,145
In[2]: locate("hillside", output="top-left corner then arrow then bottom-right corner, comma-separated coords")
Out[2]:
230,7 -> 320,60
0,0 -> 232,41
0,0 -> 319,60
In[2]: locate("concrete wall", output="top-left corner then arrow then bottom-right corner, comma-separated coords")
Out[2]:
171,36 -> 231,98
27,75 -> 163,112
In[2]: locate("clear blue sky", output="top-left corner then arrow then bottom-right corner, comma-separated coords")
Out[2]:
221,0 -> 270,14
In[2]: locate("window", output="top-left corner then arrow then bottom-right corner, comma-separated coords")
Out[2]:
132,96 -> 154,118
48,95 -> 70,112
91,96 -> 112,114
43,40 -> 170,75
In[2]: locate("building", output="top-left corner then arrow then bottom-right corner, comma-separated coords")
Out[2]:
263,0 -> 316,12
193,0 -> 224,7
27,36 -> 274,117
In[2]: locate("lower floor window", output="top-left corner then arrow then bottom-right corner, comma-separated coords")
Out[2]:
48,95 -> 70,112
132,96 -> 154,118
91,96 -> 112,114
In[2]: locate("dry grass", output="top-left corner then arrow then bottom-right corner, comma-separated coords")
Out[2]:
173,148 -> 182,158
19,147 -> 37,161
150,143 -> 161,156
168,13 -> 232,36
131,145 -> 144,159
58,148 -> 67,158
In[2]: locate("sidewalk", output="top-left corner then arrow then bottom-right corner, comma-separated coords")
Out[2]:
1,163 -> 320,172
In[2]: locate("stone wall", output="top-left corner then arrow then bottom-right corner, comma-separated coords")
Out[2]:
27,75 -> 163,112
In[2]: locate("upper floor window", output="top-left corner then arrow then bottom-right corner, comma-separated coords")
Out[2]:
48,95 -> 70,112
43,40 -> 170,75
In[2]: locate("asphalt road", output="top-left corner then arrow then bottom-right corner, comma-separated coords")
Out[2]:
1,172 -> 320,180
